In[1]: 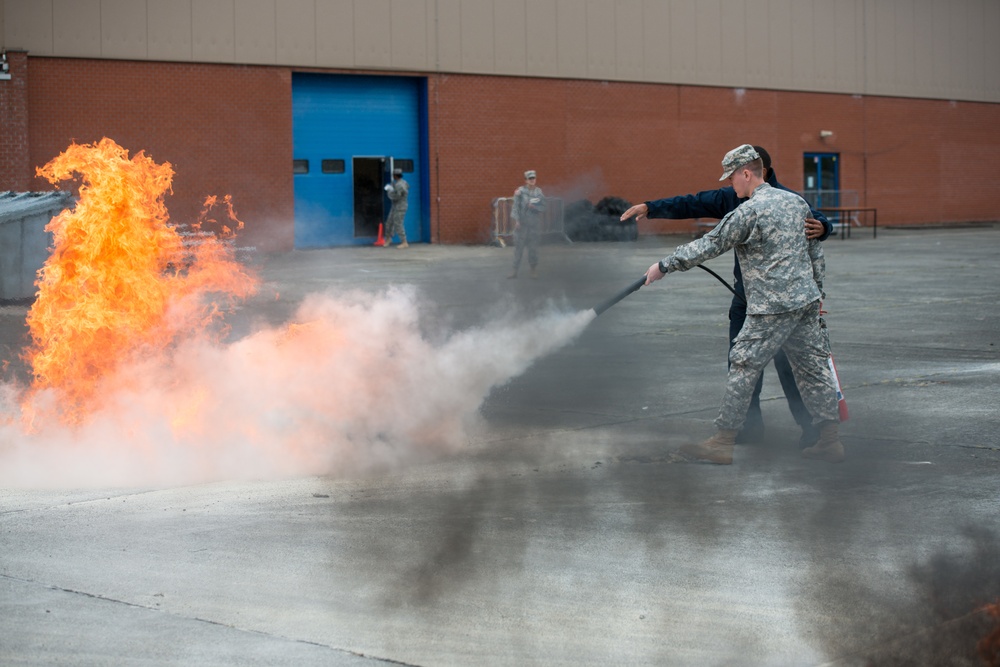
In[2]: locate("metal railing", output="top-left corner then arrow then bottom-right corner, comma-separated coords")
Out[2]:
802,190 -> 867,235
801,189 -> 859,210
490,196 -> 570,247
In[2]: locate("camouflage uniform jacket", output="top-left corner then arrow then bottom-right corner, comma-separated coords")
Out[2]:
511,185 -> 545,225
660,183 -> 824,315
387,178 -> 409,212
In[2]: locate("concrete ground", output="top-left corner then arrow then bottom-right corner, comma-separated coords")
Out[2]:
1,225 -> 999,666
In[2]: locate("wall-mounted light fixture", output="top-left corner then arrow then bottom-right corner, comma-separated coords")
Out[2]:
0,51 -> 11,81
819,130 -> 833,139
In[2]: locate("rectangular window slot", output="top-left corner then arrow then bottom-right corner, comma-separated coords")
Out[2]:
322,159 -> 345,174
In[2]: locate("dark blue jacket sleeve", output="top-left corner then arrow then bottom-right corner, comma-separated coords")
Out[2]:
644,188 -> 741,221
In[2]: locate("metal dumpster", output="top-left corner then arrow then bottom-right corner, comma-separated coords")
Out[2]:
0,191 -> 71,302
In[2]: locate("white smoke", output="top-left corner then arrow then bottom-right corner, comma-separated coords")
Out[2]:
0,286 -> 596,489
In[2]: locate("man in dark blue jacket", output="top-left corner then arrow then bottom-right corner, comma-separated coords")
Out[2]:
620,146 -> 832,447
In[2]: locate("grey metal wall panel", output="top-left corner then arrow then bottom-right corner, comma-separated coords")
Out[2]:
435,0 -> 461,71
718,0 -> 747,89
460,0 -> 493,73
53,0 -> 101,58
493,0 -> 526,76
766,0 -> 793,89
790,1 -> 816,90
3,0 -> 53,54
353,0 -> 390,68
836,0 -> 865,94
391,0 -> 430,71
641,0 -> 669,83
614,0 -> 642,81
275,0 -> 315,67
695,0 -> 722,86
315,0 -> 354,68
525,0 -> 556,76
668,0 -> 696,84
101,0 -> 146,59
192,0 -> 235,63
742,0 -> 769,88
986,0 -> 1000,101
2,0 -> 998,103
555,0 -> 586,78
234,0 -> 276,65
585,0 -> 614,79
147,0 -> 192,61
953,0 -> 985,103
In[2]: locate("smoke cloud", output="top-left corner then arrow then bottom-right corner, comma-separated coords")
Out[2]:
0,287 -> 595,489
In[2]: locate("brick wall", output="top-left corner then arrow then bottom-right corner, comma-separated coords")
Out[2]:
24,58 -> 293,253
428,75 -> 1000,243
0,51 -> 31,191
16,59 -> 999,249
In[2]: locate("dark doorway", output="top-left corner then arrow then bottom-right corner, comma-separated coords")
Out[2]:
353,157 -> 388,238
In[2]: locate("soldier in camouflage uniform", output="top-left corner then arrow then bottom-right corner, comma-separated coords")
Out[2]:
384,168 -> 409,249
508,170 -> 545,279
644,144 -> 845,465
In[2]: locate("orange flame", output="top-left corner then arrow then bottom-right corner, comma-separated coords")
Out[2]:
23,138 -> 258,426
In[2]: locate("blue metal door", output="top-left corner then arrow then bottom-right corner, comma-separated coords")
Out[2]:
292,73 -> 426,247
802,153 -> 840,208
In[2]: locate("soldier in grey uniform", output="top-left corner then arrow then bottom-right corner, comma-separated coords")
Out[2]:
644,144 -> 845,465
384,168 -> 409,249
508,170 -> 545,279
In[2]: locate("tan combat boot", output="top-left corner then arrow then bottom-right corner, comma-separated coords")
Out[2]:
801,421 -> 845,463
679,430 -> 737,465
397,241 -> 409,249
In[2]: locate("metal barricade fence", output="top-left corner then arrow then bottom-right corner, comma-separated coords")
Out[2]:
490,197 -> 569,247
802,189 -> 861,231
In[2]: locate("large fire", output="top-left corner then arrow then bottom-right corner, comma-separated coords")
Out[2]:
23,138 -> 258,426
1,138 -> 592,488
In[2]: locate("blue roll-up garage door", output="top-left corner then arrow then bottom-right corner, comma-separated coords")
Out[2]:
293,73 -> 426,248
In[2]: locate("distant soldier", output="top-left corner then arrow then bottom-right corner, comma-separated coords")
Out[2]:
644,144 -> 845,465
384,168 -> 409,249
508,170 -> 545,279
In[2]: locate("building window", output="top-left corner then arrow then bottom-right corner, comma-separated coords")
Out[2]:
395,159 -> 414,173
321,159 -> 345,174
293,159 -> 309,174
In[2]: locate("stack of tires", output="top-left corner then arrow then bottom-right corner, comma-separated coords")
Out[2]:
564,196 -> 638,242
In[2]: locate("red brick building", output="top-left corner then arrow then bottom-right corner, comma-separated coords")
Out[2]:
2,1 -> 999,252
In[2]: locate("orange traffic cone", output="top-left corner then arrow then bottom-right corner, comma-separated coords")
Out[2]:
374,223 -> 385,247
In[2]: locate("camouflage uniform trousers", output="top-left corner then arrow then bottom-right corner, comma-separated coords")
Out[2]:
386,206 -> 407,243
512,219 -> 541,270
715,300 -> 838,431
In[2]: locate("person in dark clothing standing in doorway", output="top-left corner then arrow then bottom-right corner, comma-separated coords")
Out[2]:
620,146 -> 832,447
